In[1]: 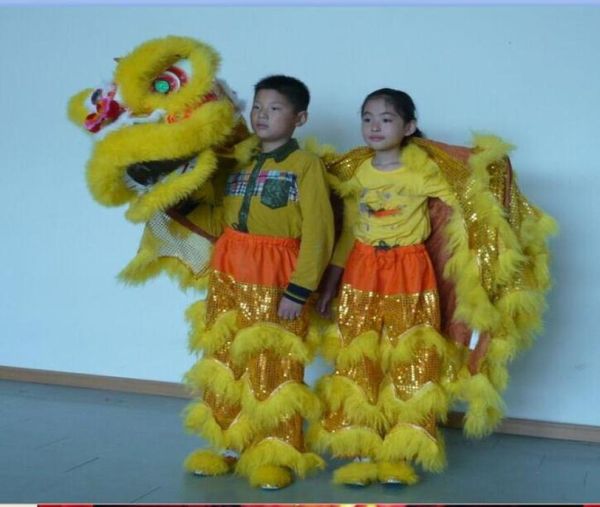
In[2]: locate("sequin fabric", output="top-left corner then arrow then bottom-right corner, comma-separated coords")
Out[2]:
389,346 -> 442,400
391,413 -> 438,440
199,265 -> 311,447
337,356 -> 383,404
206,270 -> 311,337
204,389 -> 242,429
246,349 -> 304,401
322,407 -> 355,434
321,280 -> 443,441
415,141 -> 517,299
252,417 -> 304,451
338,285 -> 441,345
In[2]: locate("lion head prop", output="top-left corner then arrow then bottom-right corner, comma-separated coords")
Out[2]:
68,36 -> 258,290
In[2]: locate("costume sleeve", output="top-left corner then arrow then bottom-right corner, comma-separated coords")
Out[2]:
422,167 -> 459,206
330,192 -> 358,268
285,157 -> 335,302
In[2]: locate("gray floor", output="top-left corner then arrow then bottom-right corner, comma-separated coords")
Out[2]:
1,379 -> 598,504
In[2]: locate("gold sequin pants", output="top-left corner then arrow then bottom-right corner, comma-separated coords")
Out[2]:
314,242 -> 448,471
184,228 -> 320,471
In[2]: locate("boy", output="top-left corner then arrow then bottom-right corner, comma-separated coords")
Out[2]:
182,75 -> 334,489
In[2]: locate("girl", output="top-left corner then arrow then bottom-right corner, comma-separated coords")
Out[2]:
310,87 -> 556,488
310,88 -> 459,486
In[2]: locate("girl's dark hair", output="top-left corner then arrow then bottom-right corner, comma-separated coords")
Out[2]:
361,88 -> 425,142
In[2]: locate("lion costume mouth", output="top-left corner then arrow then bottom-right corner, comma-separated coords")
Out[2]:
124,156 -> 198,193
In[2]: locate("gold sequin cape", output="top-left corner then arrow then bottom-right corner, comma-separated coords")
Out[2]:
319,135 -> 557,440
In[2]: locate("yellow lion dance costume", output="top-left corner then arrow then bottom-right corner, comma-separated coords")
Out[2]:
67,35 -> 323,490
68,35 -> 557,490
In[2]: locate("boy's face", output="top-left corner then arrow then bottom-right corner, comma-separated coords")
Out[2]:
250,89 -> 307,148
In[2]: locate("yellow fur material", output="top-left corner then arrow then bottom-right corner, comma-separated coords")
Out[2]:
241,380 -> 322,430
115,36 -> 219,115
456,371 -> 506,438
125,149 -> 219,223
442,218 -> 502,331
232,134 -> 261,163
183,449 -> 233,476
379,380 -> 449,425
321,328 -> 380,367
230,321 -> 320,366
377,461 -> 420,485
302,136 -> 337,158
378,423 -> 446,472
454,136 -> 556,433
306,422 -> 383,459
87,100 -> 233,211
184,357 -> 241,405
333,461 -> 379,486
67,88 -> 94,127
483,338 -> 513,391
69,36 -> 254,289
247,464 -> 293,489
182,401 -> 253,451
117,225 -> 210,291
380,325 -> 449,372
314,374 -> 387,431
236,438 -> 325,479
185,302 -> 237,354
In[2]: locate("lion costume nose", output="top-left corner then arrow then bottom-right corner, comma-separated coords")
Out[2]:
84,86 -> 125,133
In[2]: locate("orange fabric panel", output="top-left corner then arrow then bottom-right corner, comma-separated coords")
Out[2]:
343,241 -> 437,296
211,227 -> 299,287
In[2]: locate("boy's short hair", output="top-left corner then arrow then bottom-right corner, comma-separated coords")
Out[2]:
254,75 -> 310,113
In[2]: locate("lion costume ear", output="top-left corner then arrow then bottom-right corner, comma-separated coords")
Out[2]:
67,88 -> 95,129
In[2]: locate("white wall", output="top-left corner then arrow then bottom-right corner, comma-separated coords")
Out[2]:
1,5 -> 598,426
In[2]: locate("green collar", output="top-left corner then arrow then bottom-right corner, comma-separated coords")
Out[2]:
256,138 -> 299,162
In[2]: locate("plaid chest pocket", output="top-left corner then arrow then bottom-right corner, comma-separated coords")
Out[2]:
259,171 -> 298,209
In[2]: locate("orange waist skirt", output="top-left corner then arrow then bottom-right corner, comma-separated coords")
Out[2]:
211,227 -> 300,288
343,241 -> 438,296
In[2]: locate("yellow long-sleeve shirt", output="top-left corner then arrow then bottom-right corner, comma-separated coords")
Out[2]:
331,143 -> 457,268
190,138 -> 334,300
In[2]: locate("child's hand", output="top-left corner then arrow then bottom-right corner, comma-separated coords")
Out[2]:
315,264 -> 344,319
316,291 -> 334,319
278,297 -> 303,320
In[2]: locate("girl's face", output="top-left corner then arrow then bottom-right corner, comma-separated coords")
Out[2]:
361,97 -> 416,152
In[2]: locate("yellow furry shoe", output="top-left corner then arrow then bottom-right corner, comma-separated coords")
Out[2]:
377,460 -> 419,485
333,458 -> 379,487
184,449 -> 238,476
248,464 -> 293,490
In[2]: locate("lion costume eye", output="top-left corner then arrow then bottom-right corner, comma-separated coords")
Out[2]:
152,65 -> 188,95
